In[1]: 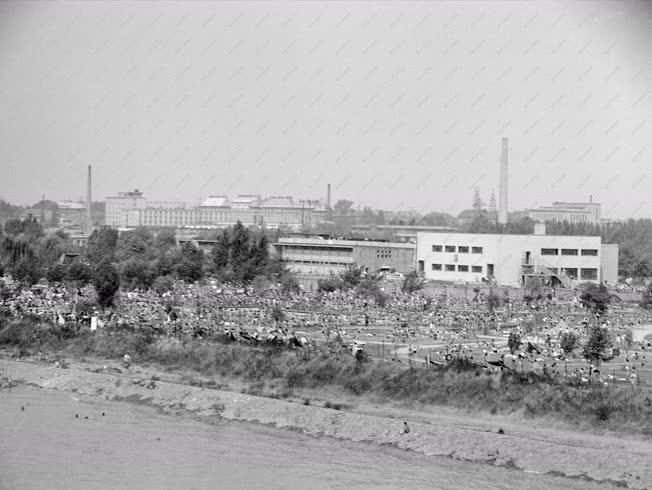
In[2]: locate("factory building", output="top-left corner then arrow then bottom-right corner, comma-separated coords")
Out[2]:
273,238 -> 416,276
416,225 -> 618,287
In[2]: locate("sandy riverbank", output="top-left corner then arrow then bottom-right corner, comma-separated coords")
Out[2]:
1,357 -> 650,489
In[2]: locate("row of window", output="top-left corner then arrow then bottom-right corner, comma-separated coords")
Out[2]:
432,264 -> 483,273
432,245 -> 483,254
429,264 -> 599,280
553,267 -> 598,280
541,248 -> 598,256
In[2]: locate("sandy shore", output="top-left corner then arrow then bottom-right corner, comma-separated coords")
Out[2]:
1,357 -> 650,489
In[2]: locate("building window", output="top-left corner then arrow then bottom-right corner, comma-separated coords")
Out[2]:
458,246 -> 469,253
471,246 -> 483,254
581,268 -> 598,280
445,264 -> 456,271
432,245 -> 442,252
581,249 -> 598,256
541,248 -> 558,256
562,268 -> 578,279
445,245 -> 456,253
471,265 -> 482,273
561,249 -> 578,256
432,263 -> 442,271
458,265 -> 469,272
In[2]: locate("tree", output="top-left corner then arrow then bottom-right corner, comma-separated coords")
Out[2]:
174,242 -> 204,283
120,258 -> 154,290
559,332 -> 578,355
22,218 -> 44,240
92,260 -> 120,308
472,188 -> 484,210
486,289 -> 502,312
271,305 -> 285,325
333,199 -> 354,216
212,229 -> 230,271
579,283 -> 611,315
46,264 -> 67,283
488,191 -> 497,213
356,273 -> 387,307
508,332 -> 522,354
116,227 -> 155,261
154,228 -> 177,255
87,227 -> 118,263
66,262 -> 93,285
340,265 -> 363,289
640,282 -> 652,310
280,273 -> 301,295
401,271 -> 423,294
3,219 -> 24,236
230,221 -> 250,268
12,255 -> 42,285
582,325 -> 612,366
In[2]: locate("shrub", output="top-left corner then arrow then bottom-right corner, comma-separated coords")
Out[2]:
560,332 -> 578,355
153,275 -> 174,295
508,332 -> 522,354
67,262 -> 92,285
280,274 -> 301,295
46,264 -> 67,283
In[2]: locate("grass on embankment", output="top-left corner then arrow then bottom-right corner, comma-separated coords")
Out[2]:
1,316 -> 651,435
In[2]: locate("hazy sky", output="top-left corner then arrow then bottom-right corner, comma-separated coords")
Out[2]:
1,1 -> 650,218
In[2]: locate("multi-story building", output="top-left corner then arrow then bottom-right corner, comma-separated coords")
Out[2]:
109,191 -> 326,230
416,225 -> 618,286
105,190 -> 147,227
528,200 -> 601,224
273,237 -> 416,276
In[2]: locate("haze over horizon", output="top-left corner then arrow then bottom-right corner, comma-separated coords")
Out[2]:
1,1 -> 650,219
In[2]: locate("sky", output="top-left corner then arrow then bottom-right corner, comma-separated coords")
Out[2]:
0,1 -> 650,219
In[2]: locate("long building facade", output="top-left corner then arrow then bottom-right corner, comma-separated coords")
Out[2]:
528,201 -> 601,224
273,238 -> 416,276
105,191 -> 326,229
416,230 -> 618,286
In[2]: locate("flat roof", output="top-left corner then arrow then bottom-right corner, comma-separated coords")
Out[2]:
276,238 -> 415,249
415,231 -> 601,239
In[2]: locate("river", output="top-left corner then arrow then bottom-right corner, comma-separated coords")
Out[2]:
0,386 -> 608,489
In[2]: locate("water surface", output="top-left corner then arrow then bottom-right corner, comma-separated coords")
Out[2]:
0,387 -> 608,489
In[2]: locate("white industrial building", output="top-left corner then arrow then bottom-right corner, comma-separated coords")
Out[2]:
416,225 -> 618,287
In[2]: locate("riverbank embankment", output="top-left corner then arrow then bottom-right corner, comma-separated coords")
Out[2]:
1,358 -> 650,489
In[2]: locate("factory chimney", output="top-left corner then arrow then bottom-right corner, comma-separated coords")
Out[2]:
327,183 -> 331,209
86,165 -> 92,234
498,138 -> 509,224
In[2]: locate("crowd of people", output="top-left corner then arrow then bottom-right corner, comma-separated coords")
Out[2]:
1,276 -> 651,387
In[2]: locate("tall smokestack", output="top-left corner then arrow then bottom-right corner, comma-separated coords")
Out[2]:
498,138 -> 509,224
327,183 -> 331,209
86,165 -> 92,234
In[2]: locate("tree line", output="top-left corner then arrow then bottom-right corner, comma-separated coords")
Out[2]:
0,219 -> 296,308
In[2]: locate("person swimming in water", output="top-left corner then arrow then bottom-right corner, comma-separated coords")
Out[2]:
403,421 -> 410,434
